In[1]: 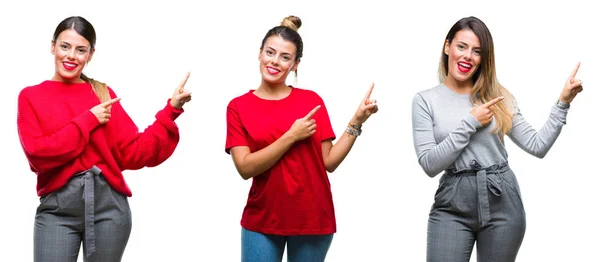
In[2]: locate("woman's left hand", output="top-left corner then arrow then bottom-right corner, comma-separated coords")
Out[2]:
559,62 -> 583,104
351,83 -> 379,125
170,72 -> 192,109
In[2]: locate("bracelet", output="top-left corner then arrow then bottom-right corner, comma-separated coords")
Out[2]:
345,123 -> 362,137
556,100 -> 570,109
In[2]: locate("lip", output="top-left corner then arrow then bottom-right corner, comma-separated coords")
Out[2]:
457,61 -> 473,73
62,61 -> 78,71
266,66 -> 281,75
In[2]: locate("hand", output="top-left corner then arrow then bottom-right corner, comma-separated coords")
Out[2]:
470,96 -> 504,127
287,105 -> 320,142
559,62 -> 583,104
170,72 -> 192,109
90,97 -> 121,124
350,83 -> 379,126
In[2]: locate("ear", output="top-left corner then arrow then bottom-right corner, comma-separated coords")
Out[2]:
291,58 -> 301,72
87,48 -> 95,63
51,40 -> 55,55
444,40 -> 450,55
258,48 -> 263,61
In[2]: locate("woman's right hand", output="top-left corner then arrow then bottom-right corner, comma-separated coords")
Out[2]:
470,96 -> 504,127
90,97 -> 121,124
286,105 -> 320,142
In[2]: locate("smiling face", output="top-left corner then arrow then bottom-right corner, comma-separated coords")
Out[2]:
51,29 -> 94,83
258,35 -> 299,85
444,29 -> 481,86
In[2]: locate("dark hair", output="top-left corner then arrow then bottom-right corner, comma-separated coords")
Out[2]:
260,15 -> 303,61
52,16 -> 110,103
53,16 -> 96,49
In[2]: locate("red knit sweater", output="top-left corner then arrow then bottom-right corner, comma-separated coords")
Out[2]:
17,80 -> 183,197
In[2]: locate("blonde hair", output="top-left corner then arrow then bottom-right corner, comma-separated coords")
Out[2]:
81,73 -> 110,103
439,16 -> 514,136
280,15 -> 302,31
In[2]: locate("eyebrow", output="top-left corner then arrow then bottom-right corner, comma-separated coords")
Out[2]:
59,41 -> 90,49
458,41 -> 481,49
266,46 -> 293,56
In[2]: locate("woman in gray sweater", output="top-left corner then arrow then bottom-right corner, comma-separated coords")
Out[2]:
411,16 -> 583,262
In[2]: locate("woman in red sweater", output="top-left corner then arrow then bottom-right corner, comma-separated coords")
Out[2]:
17,16 -> 191,262
225,15 -> 379,262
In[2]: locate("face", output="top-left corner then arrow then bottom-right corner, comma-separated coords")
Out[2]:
444,29 -> 481,84
258,35 -> 299,85
51,29 -> 94,83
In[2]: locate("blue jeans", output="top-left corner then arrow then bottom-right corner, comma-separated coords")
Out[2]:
241,227 -> 334,262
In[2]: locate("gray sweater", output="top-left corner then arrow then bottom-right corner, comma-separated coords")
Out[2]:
412,83 -> 568,177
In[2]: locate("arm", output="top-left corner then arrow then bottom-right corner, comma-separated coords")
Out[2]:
322,83 -> 378,173
230,134 -> 296,180
226,102 -> 321,180
17,90 -> 100,172
412,93 -> 481,177
508,63 -> 583,158
507,102 -> 568,158
111,98 -> 183,170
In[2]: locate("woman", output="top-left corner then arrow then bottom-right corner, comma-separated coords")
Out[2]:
411,16 -> 583,261
225,15 -> 378,262
17,16 -> 192,262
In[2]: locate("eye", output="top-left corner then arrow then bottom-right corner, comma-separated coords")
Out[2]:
457,44 -> 465,50
77,48 -> 87,54
281,56 -> 291,62
473,50 -> 481,56
266,50 -> 274,55
60,44 -> 69,51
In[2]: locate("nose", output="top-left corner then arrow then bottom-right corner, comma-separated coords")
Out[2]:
67,48 -> 76,60
463,49 -> 472,61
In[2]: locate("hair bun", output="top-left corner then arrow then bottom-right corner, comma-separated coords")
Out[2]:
280,15 -> 302,31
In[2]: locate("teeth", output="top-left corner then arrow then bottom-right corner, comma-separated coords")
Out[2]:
458,62 -> 472,68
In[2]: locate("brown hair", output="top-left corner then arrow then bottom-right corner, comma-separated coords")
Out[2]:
53,16 -> 110,103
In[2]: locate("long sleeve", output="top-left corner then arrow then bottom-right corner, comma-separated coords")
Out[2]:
412,93 -> 481,177
110,89 -> 183,170
17,88 -> 100,172
508,102 -> 568,158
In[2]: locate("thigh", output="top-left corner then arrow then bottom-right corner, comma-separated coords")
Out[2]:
241,227 -> 285,262
286,234 -> 334,262
427,209 -> 475,262
84,176 -> 133,262
476,171 -> 526,262
34,192 -> 83,262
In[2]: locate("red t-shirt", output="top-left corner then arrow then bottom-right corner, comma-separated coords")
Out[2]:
17,80 -> 183,197
225,87 -> 337,235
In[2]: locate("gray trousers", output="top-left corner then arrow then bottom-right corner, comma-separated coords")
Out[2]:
34,166 -> 132,262
427,161 -> 526,262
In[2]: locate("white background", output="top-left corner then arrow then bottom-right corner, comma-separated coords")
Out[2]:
1,0 -> 598,261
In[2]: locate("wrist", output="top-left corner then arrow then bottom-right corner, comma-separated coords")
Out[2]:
556,99 -> 570,109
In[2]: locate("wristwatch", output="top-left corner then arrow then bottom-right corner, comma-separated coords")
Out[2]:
556,100 -> 570,109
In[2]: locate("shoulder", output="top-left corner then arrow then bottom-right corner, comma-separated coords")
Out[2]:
292,87 -> 324,102
227,90 -> 254,109
413,84 -> 444,104
18,81 -> 51,99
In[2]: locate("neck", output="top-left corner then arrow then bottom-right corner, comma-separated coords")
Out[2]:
444,76 -> 473,94
52,73 -> 85,84
255,80 -> 292,99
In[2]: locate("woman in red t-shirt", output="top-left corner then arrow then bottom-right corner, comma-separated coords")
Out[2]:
17,16 -> 192,262
225,15 -> 379,261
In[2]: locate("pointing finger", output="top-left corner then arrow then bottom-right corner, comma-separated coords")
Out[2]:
303,105 -> 321,120
100,97 -> 121,108
364,83 -> 375,100
569,62 -> 581,79
482,96 -> 504,108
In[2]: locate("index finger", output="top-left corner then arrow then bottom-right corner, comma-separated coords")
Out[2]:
364,82 -> 375,100
100,97 -> 121,107
482,96 -> 504,107
569,62 -> 581,78
303,105 -> 321,120
178,72 -> 191,91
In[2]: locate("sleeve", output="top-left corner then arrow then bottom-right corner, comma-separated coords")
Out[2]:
316,95 -> 336,142
225,99 -> 249,154
17,88 -> 100,172
507,97 -> 568,158
109,88 -> 183,170
411,93 -> 481,177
